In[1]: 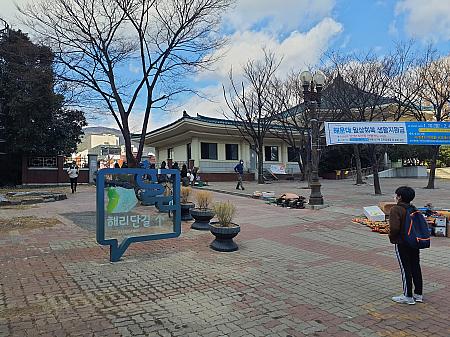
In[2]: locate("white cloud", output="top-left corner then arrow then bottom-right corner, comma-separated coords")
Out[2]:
225,0 -> 335,33
182,18 -> 343,120
0,0 -> 29,26
182,0 -> 344,120
183,85 -> 227,119
396,0 -> 450,41
199,17 -> 343,83
388,20 -> 399,37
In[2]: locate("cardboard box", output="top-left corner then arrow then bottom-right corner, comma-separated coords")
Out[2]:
435,217 -> 447,227
378,202 -> 397,214
363,206 -> 386,222
435,226 -> 447,237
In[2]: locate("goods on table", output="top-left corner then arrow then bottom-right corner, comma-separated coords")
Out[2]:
428,213 -> 448,237
352,217 -> 390,234
354,204 -> 449,238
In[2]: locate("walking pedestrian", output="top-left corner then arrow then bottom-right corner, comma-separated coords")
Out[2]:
158,161 -> 168,183
389,186 -> 423,305
181,164 -> 189,186
66,162 -> 79,193
234,160 -> 245,190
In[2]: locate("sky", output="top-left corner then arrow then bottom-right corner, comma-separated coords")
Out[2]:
2,0 -> 450,133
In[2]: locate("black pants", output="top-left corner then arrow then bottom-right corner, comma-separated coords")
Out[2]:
236,173 -> 243,190
395,244 -> 423,297
70,178 -> 78,193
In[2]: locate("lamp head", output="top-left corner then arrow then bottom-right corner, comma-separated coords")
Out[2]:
313,71 -> 326,88
300,70 -> 313,86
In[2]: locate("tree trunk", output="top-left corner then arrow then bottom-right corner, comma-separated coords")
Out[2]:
295,148 -> 304,180
257,144 -> 264,184
370,145 -> 382,195
306,134 -> 312,187
426,145 -> 440,189
122,124 -> 137,167
296,159 -> 304,179
353,144 -> 364,185
300,149 -> 308,181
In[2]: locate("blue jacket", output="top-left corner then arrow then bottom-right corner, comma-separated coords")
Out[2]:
234,162 -> 244,174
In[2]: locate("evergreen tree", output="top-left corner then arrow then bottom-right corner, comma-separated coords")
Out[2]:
0,27 -> 86,156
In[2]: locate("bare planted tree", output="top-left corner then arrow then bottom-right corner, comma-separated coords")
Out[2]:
267,74 -> 309,179
388,42 -> 426,121
19,0 -> 232,166
318,68 -> 365,184
418,50 -> 450,189
223,51 -> 281,184
329,51 -> 395,194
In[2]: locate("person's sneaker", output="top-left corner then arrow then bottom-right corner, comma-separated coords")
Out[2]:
413,294 -> 423,303
242,187 -> 245,190
392,295 -> 415,305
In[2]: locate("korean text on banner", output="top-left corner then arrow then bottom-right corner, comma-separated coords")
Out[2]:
324,122 -> 408,145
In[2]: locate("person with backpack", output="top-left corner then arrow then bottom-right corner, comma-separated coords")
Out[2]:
389,186 -> 429,305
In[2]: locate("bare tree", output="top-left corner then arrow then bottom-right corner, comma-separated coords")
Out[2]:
19,0 -> 232,166
319,68 -> 365,184
223,51 -> 280,184
418,50 -> 450,189
388,42 -> 426,121
267,74 -> 309,179
328,51 -> 395,194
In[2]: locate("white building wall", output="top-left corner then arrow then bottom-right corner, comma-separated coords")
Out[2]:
154,137 -> 301,174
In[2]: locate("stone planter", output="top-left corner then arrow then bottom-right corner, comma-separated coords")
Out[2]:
209,222 -> 240,252
190,208 -> 215,230
180,202 -> 195,221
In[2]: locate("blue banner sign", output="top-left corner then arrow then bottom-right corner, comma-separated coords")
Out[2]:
96,168 -> 181,262
324,121 -> 450,145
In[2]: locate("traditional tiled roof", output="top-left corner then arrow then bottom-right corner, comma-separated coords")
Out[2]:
134,76 -> 400,139
134,111 -> 293,139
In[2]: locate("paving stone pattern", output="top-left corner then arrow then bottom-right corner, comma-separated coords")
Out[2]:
0,179 -> 450,336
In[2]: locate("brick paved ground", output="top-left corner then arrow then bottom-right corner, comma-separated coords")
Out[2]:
0,178 -> 450,337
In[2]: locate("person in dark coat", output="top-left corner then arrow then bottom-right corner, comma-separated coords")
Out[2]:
180,164 -> 189,186
158,161 -> 167,183
234,160 -> 244,190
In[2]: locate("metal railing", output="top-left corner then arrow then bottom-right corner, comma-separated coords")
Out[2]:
27,156 -> 57,168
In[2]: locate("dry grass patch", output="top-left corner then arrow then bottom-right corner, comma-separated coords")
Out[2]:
0,216 -> 61,233
0,186 -> 67,194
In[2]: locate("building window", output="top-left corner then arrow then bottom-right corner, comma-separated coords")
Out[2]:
264,146 -> 279,161
288,147 -> 300,162
201,142 -> 217,160
225,144 -> 238,160
167,148 -> 173,159
187,143 -> 191,160
101,147 -> 120,156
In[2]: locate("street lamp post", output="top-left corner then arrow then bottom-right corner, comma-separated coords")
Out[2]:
300,70 -> 325,206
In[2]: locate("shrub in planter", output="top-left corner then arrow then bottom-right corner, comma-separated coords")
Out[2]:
209,201 -> 240,252
190,190 -> 215,230
180,186 -> 194,221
